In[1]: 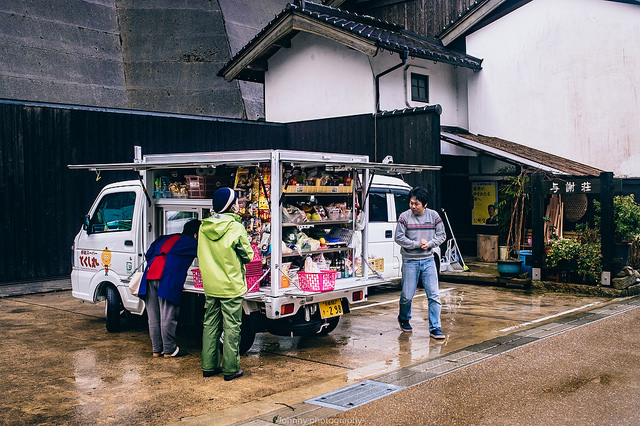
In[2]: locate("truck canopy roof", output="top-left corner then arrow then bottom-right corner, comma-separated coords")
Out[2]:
68,149 -> 440,174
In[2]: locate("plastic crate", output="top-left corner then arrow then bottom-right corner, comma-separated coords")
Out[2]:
297,270 -> 336,292
192,268 -> 203,289
195,268 -> 262,292
185,175 -> 216,199
356,257 -> 384,275
246,273 -> 262,293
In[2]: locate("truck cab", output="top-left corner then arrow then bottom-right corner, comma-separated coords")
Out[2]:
71,180 -> 146,331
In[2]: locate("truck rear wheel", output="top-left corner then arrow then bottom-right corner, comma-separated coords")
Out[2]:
239,314 -> 256,354
105,285 -> 125,332
219,313 -> 257,355
317,316 -> 340,335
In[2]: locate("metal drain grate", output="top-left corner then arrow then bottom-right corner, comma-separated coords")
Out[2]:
306,380 -> 405,411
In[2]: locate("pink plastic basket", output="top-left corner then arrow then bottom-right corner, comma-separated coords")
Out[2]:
251,244 -> 261,261
194,268 -> 261,293
297,270 -> 336,292
192,268 -> 203,289
246,273 -> 262,293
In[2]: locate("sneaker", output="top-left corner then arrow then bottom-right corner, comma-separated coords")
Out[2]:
164,347 -> 189,358
152,352 -> 162,358
224,369 -> 244,381
203,367 -> 222,377
398,317 -> 413,332
430,328 -> 445,339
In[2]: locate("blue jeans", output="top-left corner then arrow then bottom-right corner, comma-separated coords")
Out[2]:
399,258 -> 441,332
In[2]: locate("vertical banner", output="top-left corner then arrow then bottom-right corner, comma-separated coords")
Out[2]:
472,182 -> 498,225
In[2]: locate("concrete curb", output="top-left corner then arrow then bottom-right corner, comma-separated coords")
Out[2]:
0,279 -> 71,298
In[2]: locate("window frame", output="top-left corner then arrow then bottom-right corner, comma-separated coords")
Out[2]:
368,190 -> 390,223
90,191 -> 137,234
410,72 -> 429,103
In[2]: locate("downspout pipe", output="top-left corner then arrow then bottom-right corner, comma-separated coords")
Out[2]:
375,49 -> 408,112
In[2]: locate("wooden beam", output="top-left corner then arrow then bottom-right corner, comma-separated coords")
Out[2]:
440,0 -> 506,46
274,39 -> 292,48
292,13 -> 378,57
247,59 -> 268,72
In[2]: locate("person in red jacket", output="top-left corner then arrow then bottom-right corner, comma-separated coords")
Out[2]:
139,219 -> 200,358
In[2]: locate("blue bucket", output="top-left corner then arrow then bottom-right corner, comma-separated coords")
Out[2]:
519,250 -> 533,275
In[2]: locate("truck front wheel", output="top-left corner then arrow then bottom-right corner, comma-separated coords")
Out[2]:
105,285 -> 125,332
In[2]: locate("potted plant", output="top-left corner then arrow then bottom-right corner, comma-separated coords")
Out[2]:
496,168 -> 529,276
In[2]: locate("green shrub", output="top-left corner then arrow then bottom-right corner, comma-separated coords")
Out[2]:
594,194 -> 640,242
545,238 -> 602,284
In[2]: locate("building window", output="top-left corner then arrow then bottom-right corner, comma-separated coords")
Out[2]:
411,73 -> 429,103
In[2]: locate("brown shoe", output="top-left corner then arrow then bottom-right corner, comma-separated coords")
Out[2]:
152,352 -> 162,358
223,369 -> 244,381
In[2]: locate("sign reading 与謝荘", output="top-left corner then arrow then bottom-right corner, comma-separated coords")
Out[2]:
542,179 -> 601,195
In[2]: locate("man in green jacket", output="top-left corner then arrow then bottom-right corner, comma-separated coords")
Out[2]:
198,187 -> 254,381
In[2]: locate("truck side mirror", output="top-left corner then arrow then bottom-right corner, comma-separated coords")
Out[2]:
84,215 -> 92,235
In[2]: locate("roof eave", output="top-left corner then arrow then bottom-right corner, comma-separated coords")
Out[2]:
218,12 -> 294,82
219,10 -> 379,83
439,0 -> 507,46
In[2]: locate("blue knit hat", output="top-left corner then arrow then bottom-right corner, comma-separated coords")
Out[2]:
212,187 -> 237,213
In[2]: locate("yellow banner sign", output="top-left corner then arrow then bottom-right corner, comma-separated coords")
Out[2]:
472,182 -> 497,226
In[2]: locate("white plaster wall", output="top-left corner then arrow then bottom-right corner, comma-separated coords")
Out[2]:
466,0 -> 640,177
265,32 -> 468,127
265,33 -> 375,122
376,57 -> 468,128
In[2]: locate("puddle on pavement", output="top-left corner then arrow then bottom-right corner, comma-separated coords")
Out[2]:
0,285 -> 611,424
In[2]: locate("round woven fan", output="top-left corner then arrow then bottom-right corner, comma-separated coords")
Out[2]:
564,193 -> 588,222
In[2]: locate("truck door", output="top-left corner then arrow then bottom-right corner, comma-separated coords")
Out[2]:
76,186 -> 143,282
366,189 -> 395,279
391,188 -> 411,277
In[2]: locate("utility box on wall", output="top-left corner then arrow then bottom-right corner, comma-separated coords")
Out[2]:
477,234 -> 498,262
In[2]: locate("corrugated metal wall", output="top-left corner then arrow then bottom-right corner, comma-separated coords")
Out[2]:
0,101 -> 440,283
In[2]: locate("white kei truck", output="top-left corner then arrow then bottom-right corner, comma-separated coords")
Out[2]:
69,149 -> 439,353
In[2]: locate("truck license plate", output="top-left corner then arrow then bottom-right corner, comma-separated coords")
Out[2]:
319,299 -> 343,319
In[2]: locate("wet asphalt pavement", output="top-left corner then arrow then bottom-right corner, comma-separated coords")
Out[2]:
0,280 -> 636,425
332,299 -> 640,425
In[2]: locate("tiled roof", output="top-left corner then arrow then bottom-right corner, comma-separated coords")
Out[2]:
441,130 -> 604,176
218,1 -> 482,82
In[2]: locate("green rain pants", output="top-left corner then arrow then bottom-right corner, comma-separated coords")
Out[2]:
201,295 -> 243,375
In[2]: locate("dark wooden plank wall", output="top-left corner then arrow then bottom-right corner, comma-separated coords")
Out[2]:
375,111 -> 441,208
1,102 -> 440,283
0,103 -> 287,283
347,0 -> 473,38
287,110 -> 441,205
286,114 -> 375,156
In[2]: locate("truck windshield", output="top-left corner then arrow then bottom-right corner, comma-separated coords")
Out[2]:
91,192 -> 136,233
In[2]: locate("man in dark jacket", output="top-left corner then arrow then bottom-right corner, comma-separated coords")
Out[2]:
139,219 -> 200,358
